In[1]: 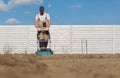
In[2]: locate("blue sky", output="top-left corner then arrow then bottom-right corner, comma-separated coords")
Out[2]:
0,0 -> 120,25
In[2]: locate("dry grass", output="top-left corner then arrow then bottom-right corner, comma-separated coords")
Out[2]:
0,54 -> 120,78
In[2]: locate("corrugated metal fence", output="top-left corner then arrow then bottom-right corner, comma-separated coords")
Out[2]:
0,25 -> 120,54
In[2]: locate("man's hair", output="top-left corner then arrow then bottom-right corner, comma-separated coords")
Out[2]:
39,6 -> 44,11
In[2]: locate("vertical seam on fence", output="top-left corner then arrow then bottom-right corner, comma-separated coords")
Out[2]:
70,25 -> 72,54
112,25 -> 115,54
26,26 -> 29,53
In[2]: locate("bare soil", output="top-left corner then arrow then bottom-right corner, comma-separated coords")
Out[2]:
0,54 -> 120,78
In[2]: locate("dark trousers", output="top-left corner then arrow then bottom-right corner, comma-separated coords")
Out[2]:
39,40 -> 48,48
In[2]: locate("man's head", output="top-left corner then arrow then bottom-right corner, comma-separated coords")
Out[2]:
39,6 -> 44,15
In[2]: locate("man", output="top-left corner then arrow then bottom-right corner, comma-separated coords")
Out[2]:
34,6 -> 51,50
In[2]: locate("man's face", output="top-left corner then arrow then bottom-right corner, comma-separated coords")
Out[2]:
40,8 -> 44,15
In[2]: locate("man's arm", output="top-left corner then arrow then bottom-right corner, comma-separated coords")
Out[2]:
34,20 -> 39,29
34,14 -> 40,29
47,19 -> 51,28
46,13 -> 51,29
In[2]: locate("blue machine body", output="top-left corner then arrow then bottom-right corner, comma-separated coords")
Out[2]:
36,48 -> 53,55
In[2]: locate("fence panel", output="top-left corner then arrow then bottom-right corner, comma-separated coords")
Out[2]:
0,25 -> 120,54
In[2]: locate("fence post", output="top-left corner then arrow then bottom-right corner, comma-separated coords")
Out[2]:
81,40 -> 83,54
86,40 -> 88,54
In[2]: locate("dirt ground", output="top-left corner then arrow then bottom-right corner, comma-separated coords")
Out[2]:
0,54 -> 120,78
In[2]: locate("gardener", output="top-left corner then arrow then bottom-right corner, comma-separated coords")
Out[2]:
34,6 -> 51,50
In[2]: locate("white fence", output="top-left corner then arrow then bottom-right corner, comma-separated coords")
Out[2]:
0,25 -> 120,54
